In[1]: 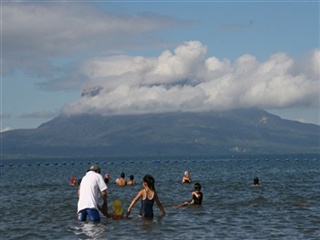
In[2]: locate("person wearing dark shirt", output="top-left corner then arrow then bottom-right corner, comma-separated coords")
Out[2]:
176,182 -> 203,207
104,173 -> 110,185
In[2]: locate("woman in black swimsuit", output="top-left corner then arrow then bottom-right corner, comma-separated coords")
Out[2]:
126,174 -> 166,218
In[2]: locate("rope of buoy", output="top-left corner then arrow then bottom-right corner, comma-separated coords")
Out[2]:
0,156 -> 316,168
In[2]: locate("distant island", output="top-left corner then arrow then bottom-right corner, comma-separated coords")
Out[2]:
1,108 -> 319,159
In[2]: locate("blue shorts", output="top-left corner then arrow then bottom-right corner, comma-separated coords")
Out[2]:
78,208 -> 101,222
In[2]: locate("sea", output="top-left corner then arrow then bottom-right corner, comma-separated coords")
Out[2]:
1,154 -> 319,240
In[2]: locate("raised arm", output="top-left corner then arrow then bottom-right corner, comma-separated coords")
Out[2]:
126,190 -> 143,217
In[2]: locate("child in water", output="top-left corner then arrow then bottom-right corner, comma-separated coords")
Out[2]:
126,174 -> 166,218
127,175 -> 135,185
110,199 -> 124,219
99,199 -> 124,220
177,182 -> 203,207
182,171 -> 192,183
70,177 -> 77,185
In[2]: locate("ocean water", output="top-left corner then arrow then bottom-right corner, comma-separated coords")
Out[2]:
1,154 -> 320,240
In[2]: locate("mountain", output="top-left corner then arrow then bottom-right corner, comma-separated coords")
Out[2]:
1,108 -> 319,158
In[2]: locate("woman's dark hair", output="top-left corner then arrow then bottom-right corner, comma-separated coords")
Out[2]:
130,175 -> 134,180
194,182 -> 201,190
143,174 -> 155,191
120,172 -> 125,178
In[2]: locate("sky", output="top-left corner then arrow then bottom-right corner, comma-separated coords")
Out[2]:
1,0 -> 319,132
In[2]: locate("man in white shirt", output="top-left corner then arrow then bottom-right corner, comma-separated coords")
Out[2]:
77,165 -> 108,222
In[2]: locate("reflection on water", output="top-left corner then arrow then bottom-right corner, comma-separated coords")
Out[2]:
71,222 -> 108,240
1,155 -> 320,239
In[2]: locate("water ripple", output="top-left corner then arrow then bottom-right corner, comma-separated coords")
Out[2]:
1,155 -> 320,239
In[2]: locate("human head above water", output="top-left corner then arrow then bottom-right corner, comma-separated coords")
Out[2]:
143,174 -> 155,190
112,199 -> 123,216
87,165 -> 101,174
70,177 -> 77,185
194,182 -> 201,191
253,177 -> 259,185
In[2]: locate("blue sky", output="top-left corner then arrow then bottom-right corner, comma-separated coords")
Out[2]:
1,0 -> 319,131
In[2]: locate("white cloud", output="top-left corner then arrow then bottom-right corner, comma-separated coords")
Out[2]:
62,41 -> 320,116
4,3 -> 319,121
2,3 -> 182,75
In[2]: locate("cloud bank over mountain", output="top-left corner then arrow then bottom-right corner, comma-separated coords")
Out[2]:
62,41 -> 319,116
2,2 -> 319,129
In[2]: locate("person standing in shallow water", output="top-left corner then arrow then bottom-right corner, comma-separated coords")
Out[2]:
77,165 -> 108,222
126,174 -> 166,218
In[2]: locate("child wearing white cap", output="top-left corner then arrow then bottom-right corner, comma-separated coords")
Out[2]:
182,171 -> 192,183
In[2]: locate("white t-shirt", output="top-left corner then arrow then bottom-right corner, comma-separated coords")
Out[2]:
77,171 -> 107,213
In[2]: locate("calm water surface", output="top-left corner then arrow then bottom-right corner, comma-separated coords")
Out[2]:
1,155 -> 320,239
